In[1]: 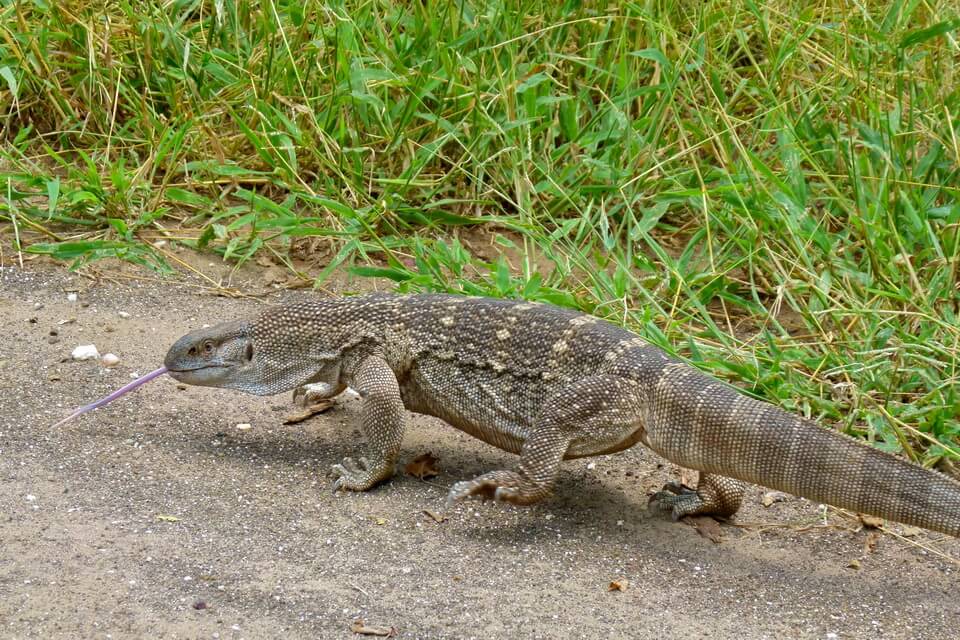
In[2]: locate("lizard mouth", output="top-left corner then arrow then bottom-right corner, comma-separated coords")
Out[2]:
165,364 -> 233,385
167,364 -> 227,373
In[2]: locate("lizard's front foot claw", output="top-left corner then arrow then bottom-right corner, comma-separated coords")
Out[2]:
330,456 -> 392,492
446,479 -> 491,508
446,470 -> 549,508
293,382 -> 345,408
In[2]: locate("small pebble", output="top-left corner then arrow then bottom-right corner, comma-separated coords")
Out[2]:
34,302 -> 44,310
102,353 -> 120,367
47,337 -> 59,345
236,423 -> 252,431
67,293 -> 78,302
71,345 -> 100,361
118,311 -> 130,319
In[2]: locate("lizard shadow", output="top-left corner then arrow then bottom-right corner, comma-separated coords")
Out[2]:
441,473 -> 690,548
150,415 -> 893,566
157,409 -> 682,543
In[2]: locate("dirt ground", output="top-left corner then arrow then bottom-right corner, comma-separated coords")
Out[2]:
1,257 -> 958,640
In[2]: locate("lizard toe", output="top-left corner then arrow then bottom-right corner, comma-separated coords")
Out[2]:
445,480 -> 475,508
330,457 -> 393,492
648,485 -> 699,521
446,471 -> 550,506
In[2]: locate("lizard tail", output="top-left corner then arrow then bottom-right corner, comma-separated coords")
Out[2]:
649,365 -> 960,537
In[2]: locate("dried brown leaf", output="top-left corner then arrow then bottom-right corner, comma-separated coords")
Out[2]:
863,530 -> 882,554
761,491 -> 787,508
687,515 -> 724,543
608,579 -> 629,592
404,452 -> 440,480
283,399 -> 334,425
423,509 -> 447,523
847,558 -> 861,570
859,514 -> 884,529
350,619 -> 397,637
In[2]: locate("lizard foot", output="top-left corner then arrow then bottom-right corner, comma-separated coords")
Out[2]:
293,382 -> 346,407
648,474 -> 744,520
648,482 -> 700,521
331,456 -> 393,492
446,470 -> 550,508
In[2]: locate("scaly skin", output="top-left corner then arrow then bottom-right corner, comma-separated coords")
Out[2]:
164,293 -> 960,536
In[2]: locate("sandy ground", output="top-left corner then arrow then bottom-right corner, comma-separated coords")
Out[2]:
1,259 -> 958,640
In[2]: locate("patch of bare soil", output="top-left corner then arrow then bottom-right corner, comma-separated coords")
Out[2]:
1,258 -> 957,639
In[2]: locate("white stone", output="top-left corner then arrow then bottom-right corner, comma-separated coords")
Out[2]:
102,353 -> 120,367
67,293 -> 78,302
71,345 -> 100,361
236,423 -> 252,431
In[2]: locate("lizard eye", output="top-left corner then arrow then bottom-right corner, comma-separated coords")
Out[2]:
202,340 -> 215,355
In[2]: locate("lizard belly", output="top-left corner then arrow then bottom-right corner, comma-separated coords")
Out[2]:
399,369 -> 531,455
564,424 -> 648,459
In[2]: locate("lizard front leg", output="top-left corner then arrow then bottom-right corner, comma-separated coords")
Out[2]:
292,381 -> 347,407
331,356 -> 404,492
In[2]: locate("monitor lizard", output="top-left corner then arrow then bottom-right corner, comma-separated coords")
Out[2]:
163,293 -> 960,536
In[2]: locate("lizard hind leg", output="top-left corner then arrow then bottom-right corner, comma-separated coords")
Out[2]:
447,375 -> 648,509
648,472 -> 747,520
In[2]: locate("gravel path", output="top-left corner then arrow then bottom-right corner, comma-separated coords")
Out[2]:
2,261 -> 957,639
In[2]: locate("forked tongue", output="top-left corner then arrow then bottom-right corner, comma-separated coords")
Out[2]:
51,366 -> 169,428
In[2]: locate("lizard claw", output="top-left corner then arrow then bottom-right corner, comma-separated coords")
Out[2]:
330,456 -> 393,492
445,471 -> 550,507
293,382 -> 346,407
648,475 -> 745,520
446,480 -> 474,509
648,483 -> 697,521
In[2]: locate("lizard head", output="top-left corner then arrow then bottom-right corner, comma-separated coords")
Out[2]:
164,320 -> 259,391
164,307 -> 344,396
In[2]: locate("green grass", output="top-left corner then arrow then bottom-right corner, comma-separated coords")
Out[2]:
2,1 -> 960,467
